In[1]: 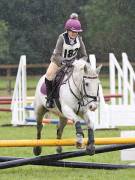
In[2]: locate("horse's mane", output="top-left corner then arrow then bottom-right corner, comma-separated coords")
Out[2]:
73,58 -> 87,67
73,59 -> 98,77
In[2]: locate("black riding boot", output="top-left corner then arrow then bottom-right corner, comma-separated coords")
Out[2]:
45,77 -> 55,108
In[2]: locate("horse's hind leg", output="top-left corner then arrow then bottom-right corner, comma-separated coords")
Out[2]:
56,116 -> 67,153
86,128 -> 95,155
33,106 -> 48,156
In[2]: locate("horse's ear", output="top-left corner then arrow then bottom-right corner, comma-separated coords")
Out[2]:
84,64 -> 88,73
80,64 -> 88,73
96,64 -> 102,74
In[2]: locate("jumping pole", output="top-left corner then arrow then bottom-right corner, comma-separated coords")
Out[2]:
0,158 -> 135,170
0,137 -> 135,147
0,144 -> 135,169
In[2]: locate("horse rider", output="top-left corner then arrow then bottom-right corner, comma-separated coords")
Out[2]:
45,13 -> 88,108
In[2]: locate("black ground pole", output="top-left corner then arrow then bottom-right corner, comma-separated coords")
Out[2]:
0,144 -> 135,169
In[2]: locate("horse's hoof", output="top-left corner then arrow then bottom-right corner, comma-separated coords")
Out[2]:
56,146 -> 63,153
76,142 -> 85,149
86,144 -> 95,155
33,146 -> 42,156
76,133 -> 84,149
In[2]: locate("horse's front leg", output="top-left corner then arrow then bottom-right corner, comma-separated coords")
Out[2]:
74,121 -> 84,149
61,104 -> 84,149
83,110 -> 95,155
33,105 -> 47,156
56,116 -> 67,153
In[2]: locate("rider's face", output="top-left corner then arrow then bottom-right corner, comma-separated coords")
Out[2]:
68,31 -> 78,39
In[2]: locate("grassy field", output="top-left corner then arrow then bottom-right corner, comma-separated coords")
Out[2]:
0,76 -> 135,179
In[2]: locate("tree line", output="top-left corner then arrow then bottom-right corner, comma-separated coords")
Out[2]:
0,0 -> 134,64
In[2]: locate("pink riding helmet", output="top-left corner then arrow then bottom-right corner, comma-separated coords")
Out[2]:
65,18 -> 83,32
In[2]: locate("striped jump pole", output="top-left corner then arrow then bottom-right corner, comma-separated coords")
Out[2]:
0,97 -> 12,101
0,108 -> 11,112
0,97 -> 34,103
100,94 -> 123,102
0,144 -> 135,169
26,118 -> 86,125
0,101 -> 11,105
42,119 -> 76,125
1,137 -> 135,147
0,97 -> 11,112
25,106 -> 34,110
0,100 -> 33,104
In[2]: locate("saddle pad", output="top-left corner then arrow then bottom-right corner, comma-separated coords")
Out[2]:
40,82 -> 47,95
40,81 -> 61,112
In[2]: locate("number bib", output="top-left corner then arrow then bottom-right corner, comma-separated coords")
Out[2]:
62,34 -> 80,60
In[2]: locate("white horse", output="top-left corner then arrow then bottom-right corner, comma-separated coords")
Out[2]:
33,58 -> 101,156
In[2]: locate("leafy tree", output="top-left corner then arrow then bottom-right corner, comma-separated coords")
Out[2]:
0,0 -> 134,64
0,20 -> 9,63
81,0 -> 135,60
0,0 -> 88,64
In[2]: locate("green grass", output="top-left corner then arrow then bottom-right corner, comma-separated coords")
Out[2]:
0,76 -> 135,179
0,113 -> 135,179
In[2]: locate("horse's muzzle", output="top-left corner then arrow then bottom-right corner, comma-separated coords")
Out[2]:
89,102 -> 97,111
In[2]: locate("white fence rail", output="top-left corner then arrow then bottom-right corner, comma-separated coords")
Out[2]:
109,53 -> 123,105
11,53 -> 135,128
122,53 -> 135,105
110,52 -> 135,105
11,55 -> 27,125
109,53 -> 135,127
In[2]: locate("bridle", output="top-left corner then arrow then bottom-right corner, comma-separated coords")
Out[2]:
68,72 -> 99,114
83,76 -> 99,102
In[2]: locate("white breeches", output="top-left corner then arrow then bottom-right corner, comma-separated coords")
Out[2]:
45,62 -> 60,80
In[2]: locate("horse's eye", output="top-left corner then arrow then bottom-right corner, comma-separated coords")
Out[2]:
85,83 -> 89,87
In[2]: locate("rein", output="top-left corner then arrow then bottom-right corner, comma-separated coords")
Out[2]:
62,65 -> 74,85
